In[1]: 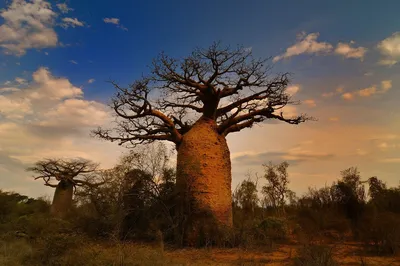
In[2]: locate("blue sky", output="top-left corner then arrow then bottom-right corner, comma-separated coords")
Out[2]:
0,0 -> 399,198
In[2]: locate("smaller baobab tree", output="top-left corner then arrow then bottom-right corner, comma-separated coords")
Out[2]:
27,158 -> 100,219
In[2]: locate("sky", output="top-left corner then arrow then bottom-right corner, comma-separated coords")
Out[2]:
0,0 -> 399,199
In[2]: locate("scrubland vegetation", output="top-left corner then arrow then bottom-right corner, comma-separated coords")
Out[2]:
1,144 -> 399,265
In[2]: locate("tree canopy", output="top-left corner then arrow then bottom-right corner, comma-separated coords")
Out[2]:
27,158 -> 100,189
93,42 -> 312,148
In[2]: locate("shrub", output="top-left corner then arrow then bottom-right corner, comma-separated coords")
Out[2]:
358,212 -> 400,255
257,217 -> 289,241
294,244 -> 338,266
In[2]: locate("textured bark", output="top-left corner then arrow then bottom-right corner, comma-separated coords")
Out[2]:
50,180 -> 74,219
176,117 -> 233,245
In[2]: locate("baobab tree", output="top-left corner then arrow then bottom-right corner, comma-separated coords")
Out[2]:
93,43 -> 311,244
27,158 -> 100,218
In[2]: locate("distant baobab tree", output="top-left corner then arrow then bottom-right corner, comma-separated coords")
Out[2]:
93,42 -> 311,245
28,158 -> 101,218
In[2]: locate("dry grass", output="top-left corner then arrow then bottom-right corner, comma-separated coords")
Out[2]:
1,236 -> 400,265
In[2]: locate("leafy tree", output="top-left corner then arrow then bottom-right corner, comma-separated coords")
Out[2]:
93,43 -> 311,244
233,177 -> 259,214
74,143 -> 177,240
367,176 -> 387,201
331,167 -> 367,237
262,161 -> 294,213
27,158 -> 101,218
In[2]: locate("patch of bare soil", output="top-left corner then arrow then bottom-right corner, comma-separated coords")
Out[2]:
162,243 -> 400,265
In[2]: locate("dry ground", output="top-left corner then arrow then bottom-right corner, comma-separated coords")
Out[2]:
110,241 -> 400,266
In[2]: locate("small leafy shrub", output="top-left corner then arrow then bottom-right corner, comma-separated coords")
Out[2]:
257,217 -> 289,241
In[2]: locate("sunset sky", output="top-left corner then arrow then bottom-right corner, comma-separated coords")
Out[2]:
0,0 -> 399,199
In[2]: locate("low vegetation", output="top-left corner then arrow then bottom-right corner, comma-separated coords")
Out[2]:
1,144 -> 399,265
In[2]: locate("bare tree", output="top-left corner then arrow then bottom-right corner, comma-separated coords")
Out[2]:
27,158 -> 100,218
92,43 -> 312,244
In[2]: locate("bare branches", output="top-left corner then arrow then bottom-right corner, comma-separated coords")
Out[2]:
92,80 -> 183,147
94,42 -> 313,147
27,158 -> 101,189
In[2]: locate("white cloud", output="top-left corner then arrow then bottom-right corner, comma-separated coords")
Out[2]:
0,95 -> 32,119
103,18 -> 120,25
29,67 -> 83,100
61,17 -> 84,29
377,32 -> 400,66
56,3 -> 73,13
15,77 -> 26,84
4,81 -> 11,85
39,99 -> 110,128
103,17 -> 128,31
88,79 -> 95,84
335,42 -> 367,60
69,60 -> 78,64
0,0 -> 58,56
273,32 -> 333,62
0,67 -> 123,198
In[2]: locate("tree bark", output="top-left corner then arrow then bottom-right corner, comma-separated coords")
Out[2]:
50,180 -> 74,219
176,117 -> 233,246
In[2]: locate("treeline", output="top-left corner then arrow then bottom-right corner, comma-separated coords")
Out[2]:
0,144 -> 399,264
232,163 -> 400,255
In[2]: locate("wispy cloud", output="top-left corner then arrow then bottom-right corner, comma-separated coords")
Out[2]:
61,17 -> 84,29
380,158 -> 400,163
303,99 -> 316,107
69,60 -> 78,64
56,3 -> 73,14
322,86 -> 345,97
103,17 -> 128,31
273,32 -> 333,62
15,77 -> 27,84
88,79 -> 95,84
334,41 -> 367,60
342,80 -> 392,100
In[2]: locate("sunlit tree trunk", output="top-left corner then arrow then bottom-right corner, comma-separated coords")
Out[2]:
50,180 -> 74,218
176,117 -> 233,245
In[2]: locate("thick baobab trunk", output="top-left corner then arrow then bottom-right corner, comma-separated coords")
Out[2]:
50,180 -> 74,219
176,117 -> 233,245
